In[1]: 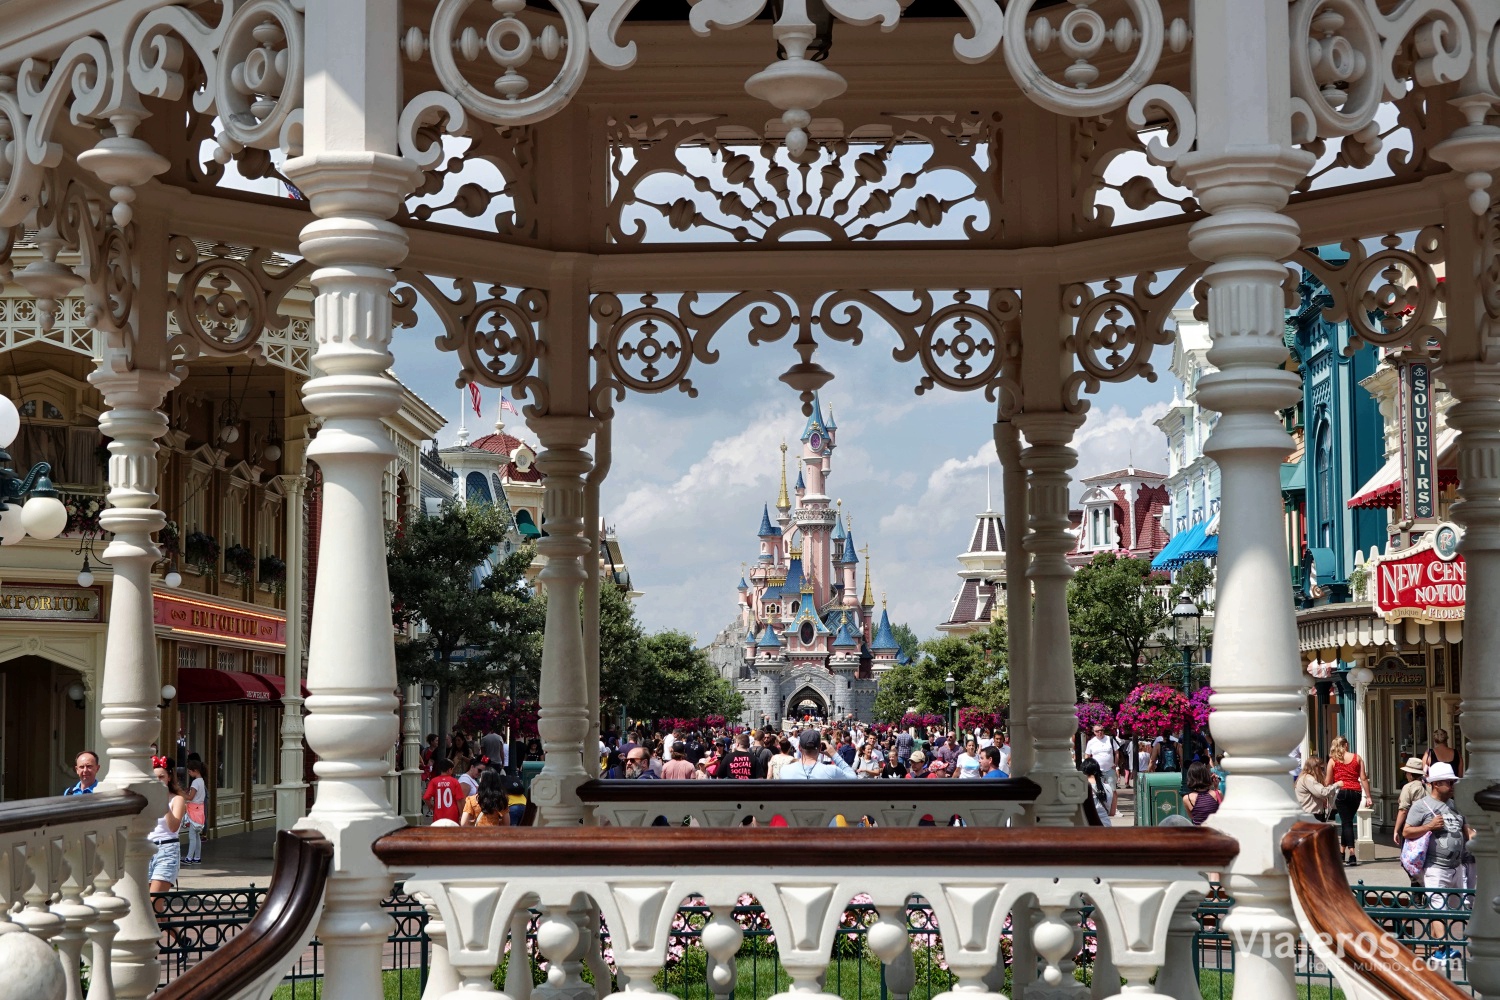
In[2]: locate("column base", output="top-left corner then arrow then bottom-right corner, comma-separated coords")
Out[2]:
1355,805 -> 1376,862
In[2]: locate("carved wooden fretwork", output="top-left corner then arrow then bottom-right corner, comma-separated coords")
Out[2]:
166,238 -> 314,368
1293,229 -> 1447,358
589,288 -> 1022,418
604,110 -> 1002,245
404,125 -> 537,240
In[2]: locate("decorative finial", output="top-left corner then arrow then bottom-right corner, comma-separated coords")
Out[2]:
847,514 -> 853,532
456,387 -> 469,447
882,591 -> 887,609
861,546 -> 874,606
777,439 -> 790,510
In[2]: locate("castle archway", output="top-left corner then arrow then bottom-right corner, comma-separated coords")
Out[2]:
785,687 -> 828,722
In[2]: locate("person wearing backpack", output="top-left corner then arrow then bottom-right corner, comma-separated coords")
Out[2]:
1084,724 -> 1120,794
1151,734 -> 1182,773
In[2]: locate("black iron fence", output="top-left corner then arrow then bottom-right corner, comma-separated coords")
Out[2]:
155,882 -> 1475,1000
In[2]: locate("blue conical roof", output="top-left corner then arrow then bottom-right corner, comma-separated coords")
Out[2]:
800,394 -> 828,443
782,555 -> 804,595
738,577 -> 748,591
744,627 -> 757,646
832,621 -> 859,648
871,609 -> 898,651
831,514 -> 846,542
825,405 -> 837,431
758,504 -> 780,537
757,625 -> 782,648
840,531 -> 859,565
795,467 -> 805,491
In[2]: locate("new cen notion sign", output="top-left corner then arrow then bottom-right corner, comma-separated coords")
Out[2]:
1370,522 -> 1465,622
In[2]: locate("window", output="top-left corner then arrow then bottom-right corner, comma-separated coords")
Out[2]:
252,654 -> 272,675
799,621 -> 815,645
1315,421 -> 1333,548
250,706 -> 276,787
217,649 -> 243,673
178,644 -> 204,671
466,471 -> 492,504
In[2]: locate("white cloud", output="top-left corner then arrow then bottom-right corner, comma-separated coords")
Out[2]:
1071,401 -> 1172,490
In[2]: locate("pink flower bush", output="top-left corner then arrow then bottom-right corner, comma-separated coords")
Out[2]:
1190,686 -> 1215,728
1075,702 -> 1115,731
456,695 -> 539,738
958,707 -> 1005,731
899,712 -> 946,730
1114,683 -> 1191,739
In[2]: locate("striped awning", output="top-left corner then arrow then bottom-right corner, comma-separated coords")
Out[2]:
1297,607 -> 1463,653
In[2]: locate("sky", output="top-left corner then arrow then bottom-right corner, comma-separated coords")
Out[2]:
390,316 -> 1176,645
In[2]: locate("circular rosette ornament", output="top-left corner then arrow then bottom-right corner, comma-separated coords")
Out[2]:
1002,0 -> 1187,117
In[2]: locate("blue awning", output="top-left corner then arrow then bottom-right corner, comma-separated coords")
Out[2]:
1155,521 -> 1209,571
1178,524 -> 1219,563
1151,526 -> 1191,570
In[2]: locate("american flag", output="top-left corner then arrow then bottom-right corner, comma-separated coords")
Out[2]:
500,393 -> 518,415
468,383 -> 482,417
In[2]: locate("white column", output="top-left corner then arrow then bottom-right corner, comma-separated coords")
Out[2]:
1013,411 -> 1087,828
1348,667 -> 1374,860
996,420 -> 1031,778
275,471 -> 309,832
89,366 -> 177,1000
528,414 -> 598,826
1177,6 -> 1314,1000
1442,365 -> 1500,997
283,4 -> 419,998
400,683 -> 424,822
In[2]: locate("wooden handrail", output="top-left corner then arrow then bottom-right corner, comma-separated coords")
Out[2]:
577,776 -> 1041,803
1282,821 -> 1470,1000
154,828 -> 332,1000
0,790 -> 147,836
374,824 -> 1239,869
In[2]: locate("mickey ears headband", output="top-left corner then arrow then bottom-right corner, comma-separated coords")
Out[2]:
151,755 -> 170,769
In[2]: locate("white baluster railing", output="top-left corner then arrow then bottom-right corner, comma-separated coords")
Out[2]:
377,825 -> 1237,1000
0,791 -> 146,1000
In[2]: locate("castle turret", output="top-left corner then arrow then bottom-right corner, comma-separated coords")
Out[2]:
871,600 -> 899,674
757,503 -> 782,565
840,531 -> 860,607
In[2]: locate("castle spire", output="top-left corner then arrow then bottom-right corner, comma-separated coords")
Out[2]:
777,440 -> 790,511
861,546 -> 875,607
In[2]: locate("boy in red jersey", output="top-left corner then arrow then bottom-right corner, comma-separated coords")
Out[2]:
423,757 -> 465,825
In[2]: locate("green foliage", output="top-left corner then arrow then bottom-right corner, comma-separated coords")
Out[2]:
889,622 -> 923,664
1171,559 -> 1215,611
634,630 -> 745,721
1067,553 -> 1171,705
873,620 -> 1007,722
387,503 -> 544,694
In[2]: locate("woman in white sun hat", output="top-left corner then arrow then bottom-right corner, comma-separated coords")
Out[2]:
1403,759 -> 1474,955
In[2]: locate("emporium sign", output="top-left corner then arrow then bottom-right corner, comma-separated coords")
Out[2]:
152,592 -> 286,649
1370,522 -> 1465,622
0,583 -> 103,622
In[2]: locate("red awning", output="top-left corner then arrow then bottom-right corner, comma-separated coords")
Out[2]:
176,667 -> 281,705
260,673 -> 310,700
1348,427 -> 1459,509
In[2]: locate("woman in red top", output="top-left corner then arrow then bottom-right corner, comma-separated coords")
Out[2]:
1323,736 -> 1372,866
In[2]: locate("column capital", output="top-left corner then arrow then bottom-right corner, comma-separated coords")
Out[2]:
281,152 -> 421,226
87,367 -> 179,408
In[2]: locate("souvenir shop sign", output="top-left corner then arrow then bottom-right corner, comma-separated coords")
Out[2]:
153,592 -> 286,649
1400,360 -> 1436,521
1370,523 -> 1465,623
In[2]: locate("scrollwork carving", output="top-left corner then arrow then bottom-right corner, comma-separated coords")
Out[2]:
1288,0 -> 1470,146
395,272 -> 549,415
1063,266 -> 1205,412
606,110 -> 1000,245
1293,229 -> 1447,356
166,237 -> 312,364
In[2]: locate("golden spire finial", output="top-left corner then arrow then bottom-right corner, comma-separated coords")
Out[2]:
777,440 -> 790,510
882,591 -> 888,609
862,547 -> 875,607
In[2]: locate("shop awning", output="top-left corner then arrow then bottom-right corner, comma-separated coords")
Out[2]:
1347,427 -> 1459,508
1281,462 -> 1306,492
1150,527 -> 1190,571
1296,606 -> 1463,652
1154,520 -> 1209,571
260,673 -> 310,700
176,667 -> 281,705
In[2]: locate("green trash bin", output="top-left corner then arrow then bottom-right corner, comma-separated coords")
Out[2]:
520,760 -> 544,795
1135,771 -> 1186,826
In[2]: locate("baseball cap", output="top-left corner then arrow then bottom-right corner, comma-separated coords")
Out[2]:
797,729 -> 821,752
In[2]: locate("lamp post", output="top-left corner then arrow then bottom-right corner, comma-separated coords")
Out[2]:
1171,597 -> 1201,792
945,672 -> 956,733
0,396 -> 68,546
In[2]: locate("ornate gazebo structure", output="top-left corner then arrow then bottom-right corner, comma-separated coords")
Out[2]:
1,1 -> 1498,999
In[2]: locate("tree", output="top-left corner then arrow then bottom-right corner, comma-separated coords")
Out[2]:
890,623 -> 923,664
1067,552 -> 1172,705
387,504 -> 543,717
596,582 -> 648,717
629,630 -> 745,722
872,620 -> 1008,723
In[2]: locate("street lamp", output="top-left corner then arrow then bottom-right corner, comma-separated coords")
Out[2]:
1171,596 -> 1201,792
945,672 -> 956,733
0,395 -> 67,544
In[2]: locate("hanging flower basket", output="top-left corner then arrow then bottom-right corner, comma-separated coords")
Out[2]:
1114,683 -> 1192,740
258,554 -> 287,594
184,531 -> 219,575
1190,686 -> 1215,729
224,544 -> 255,584
159,521 -> 181,560
1075,702 -> 1116,731
62,492 -> 105,537
456,694 -> 539,738
958,707 -> 1005,731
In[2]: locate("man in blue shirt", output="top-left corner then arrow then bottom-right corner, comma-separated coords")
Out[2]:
779,730 -> 856,780
979,745 -> 1008,779
64,749 -> 100,795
